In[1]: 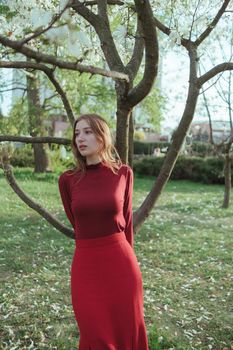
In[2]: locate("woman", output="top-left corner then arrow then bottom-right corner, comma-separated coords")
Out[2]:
58,114 -> 149,350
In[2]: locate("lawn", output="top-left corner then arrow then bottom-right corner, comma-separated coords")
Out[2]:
0,168 -> 233,350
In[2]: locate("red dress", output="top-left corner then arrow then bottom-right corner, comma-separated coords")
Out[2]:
58,161 -> 148,350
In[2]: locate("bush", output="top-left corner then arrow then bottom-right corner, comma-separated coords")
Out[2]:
133,141 -> 170,155
191,141 -> 214,157
11,145 -> 34,167
133,155 -> 230,184
10,144 -> 75,171
48,144 -> 75,172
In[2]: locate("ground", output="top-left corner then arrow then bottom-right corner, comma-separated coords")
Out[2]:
0,169 -> 232,350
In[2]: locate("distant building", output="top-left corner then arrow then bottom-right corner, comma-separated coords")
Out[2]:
190,120 -> 231,143
43,114 -> 70,137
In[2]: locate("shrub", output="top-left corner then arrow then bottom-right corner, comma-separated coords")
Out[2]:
11,145 -> 34,167
133,156 -> 230,184
48,144 -> 75,172
134,141 -> 170,155
191,141 -> 214,157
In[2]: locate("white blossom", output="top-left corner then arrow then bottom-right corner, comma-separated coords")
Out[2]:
67,38 -> 81,57
29,9 -> 53,30
45,26 -> 69,44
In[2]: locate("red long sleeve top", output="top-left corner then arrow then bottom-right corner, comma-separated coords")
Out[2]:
58,161 -> 134,247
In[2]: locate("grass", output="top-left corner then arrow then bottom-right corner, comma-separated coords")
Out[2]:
0,168 -> 233,350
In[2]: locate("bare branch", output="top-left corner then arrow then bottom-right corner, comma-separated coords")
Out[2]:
0,162 -> 75,239
195,0 -> 231,46
0,36 -> 129,81
199,60 -> 227,97
0,135 -> 71,145
201,87 -> 214,144
0,87 -> 26,93
189,0 -> 201,40
42,93 -> 58,108
198,62 -> 233,87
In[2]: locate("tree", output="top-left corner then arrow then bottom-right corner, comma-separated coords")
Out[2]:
0,0 -> 233,239
201,76 -> 233,208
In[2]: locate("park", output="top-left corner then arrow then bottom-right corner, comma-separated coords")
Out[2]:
0,1 -> 233,349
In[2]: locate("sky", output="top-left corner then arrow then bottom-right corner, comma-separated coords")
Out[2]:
160,43 -> 232,134
1,69 -> 13,115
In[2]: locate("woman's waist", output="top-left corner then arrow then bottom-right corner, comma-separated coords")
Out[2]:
75,231 -> 126,248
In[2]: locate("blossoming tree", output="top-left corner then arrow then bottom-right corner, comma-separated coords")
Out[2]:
0,0 -> 233,238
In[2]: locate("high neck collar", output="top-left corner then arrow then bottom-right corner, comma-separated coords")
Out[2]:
86,161 -> 105,170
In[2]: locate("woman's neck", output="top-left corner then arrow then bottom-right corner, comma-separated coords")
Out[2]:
85,157 -> 102,166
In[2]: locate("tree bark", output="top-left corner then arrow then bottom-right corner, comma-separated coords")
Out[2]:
134,45 -> 200,232
26,69 -> 49,173
134,87 -> 200,232
128,111 -> 134,168
222,151 -> 231,208
116,103 -> 131,163
1,162 -> 75,239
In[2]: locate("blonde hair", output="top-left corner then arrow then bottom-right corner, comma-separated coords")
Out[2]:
71,114 -> 122,175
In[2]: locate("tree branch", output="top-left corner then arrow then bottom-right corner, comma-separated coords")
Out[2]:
44,69 -> 76,126
0,60 -> 75,125
195,0 -> 231,46
84,0 -> 124,5
197,62 -> 233,87
19,0 -> 72,46
71,0 -> 124,71
153,16 -> 190,48
188,0 -> 201,41
0,162 -> 75,239
134,47 -> 200,232
97,0 -> 108,22
42,93 -> 58,108
0,135 -> 71,145
125,13 -> 144,80
0,36 -> 129,81
127,0 -> 158,107
0,87 -> 26,93
71,0 -> 99,26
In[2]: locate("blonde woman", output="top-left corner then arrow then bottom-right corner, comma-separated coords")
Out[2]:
58,114 -> 148,349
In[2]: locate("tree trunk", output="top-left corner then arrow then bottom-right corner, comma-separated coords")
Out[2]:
26,69 -> 49,173
222,151 -> 231,208
134,83 -> 200,232
128,111 -> 134,168
33,143 -> 49,172
116,102 -> 131,163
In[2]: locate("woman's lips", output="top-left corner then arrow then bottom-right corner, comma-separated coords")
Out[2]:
79,145 -> 87,150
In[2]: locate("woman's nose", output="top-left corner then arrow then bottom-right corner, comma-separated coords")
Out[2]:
77,133 -> 84,141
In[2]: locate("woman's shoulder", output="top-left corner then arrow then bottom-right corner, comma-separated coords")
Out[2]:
58,169 -> 76,184
118,164 -> 133,176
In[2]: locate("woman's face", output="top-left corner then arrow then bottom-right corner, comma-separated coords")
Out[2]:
75,119 -> 102,158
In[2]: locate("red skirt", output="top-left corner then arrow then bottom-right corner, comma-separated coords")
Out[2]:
70,232 -> 149,350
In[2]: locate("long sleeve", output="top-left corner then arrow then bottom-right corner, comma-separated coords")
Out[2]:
58,173 -> 75,230
123,166 -> 134,248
